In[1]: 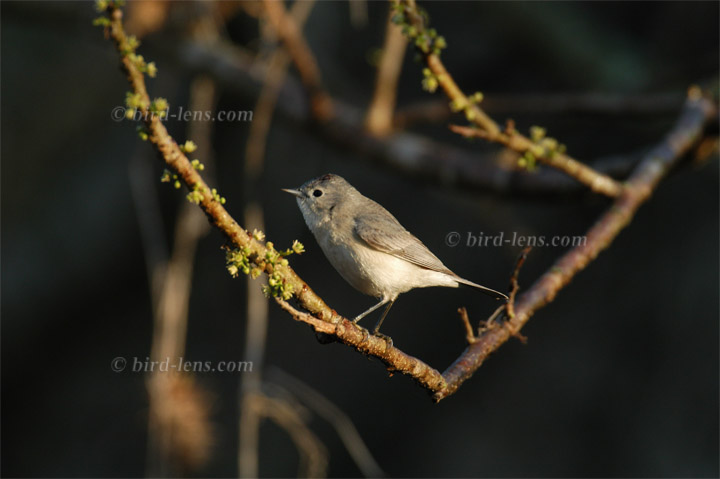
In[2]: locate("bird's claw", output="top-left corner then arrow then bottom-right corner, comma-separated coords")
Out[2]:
372,331 -> 393,349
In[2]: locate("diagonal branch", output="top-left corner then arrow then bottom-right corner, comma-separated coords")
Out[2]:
104,5 -> 335,322
449,123 -> 625,196
396,0 -> 624,197
275,299 -> 446,391
434,87 -> 716,401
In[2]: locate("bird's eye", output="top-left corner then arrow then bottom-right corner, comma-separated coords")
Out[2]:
313,189 -> 323,197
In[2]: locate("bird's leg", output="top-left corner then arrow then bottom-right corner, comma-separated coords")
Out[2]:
353,297 -> 390,323
372,299 -> 396,335
352,297 -> 396,347
370,299 -> 396,347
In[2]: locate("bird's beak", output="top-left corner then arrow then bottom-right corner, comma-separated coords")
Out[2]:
282,188 -> 303,198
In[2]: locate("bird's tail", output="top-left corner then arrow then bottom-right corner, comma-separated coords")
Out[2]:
453,275 -> 508,300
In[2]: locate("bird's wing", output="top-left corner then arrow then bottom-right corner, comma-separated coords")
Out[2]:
353,212 -> 452,273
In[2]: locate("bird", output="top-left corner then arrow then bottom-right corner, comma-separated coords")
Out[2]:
283,174 -> 507,336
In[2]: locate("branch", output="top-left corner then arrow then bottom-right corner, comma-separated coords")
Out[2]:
449,123 -> 626,196
396,0 -> 624,197
275,299 -> 446,391
433,87 -> 716,401
393,92 -> 686,130
103,5 -> 335,322
262,0 -> 333,122
505,246 -> 532,321
364,6 -> 409,136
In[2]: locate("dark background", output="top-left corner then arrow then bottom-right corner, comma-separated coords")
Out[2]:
2,1 -> 718,477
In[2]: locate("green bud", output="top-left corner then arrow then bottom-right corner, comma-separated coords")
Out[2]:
127,35 -> 140,51
181,140 -> 197,153
530,126 -> 546,143
92,16 -> 111,27
449,97 -> 467,112
422,77 -> 438,93
146,62 -> 157,78
292,240 -> 305,254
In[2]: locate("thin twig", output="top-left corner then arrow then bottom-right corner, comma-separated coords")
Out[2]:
457,307 -> 475,344
505,246 -> 532,320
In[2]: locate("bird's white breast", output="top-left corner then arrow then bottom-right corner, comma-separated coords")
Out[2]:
316,225 -> 458,299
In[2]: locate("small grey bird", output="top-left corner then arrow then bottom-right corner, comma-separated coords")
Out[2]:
283,174 -> 507,335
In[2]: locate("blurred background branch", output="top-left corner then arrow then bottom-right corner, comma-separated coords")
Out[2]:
364,7 -> 408,137
173,34 -> 705,195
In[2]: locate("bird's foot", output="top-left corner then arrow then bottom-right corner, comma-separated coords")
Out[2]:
350,320 -> 371,343
372,331 -> 393,349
